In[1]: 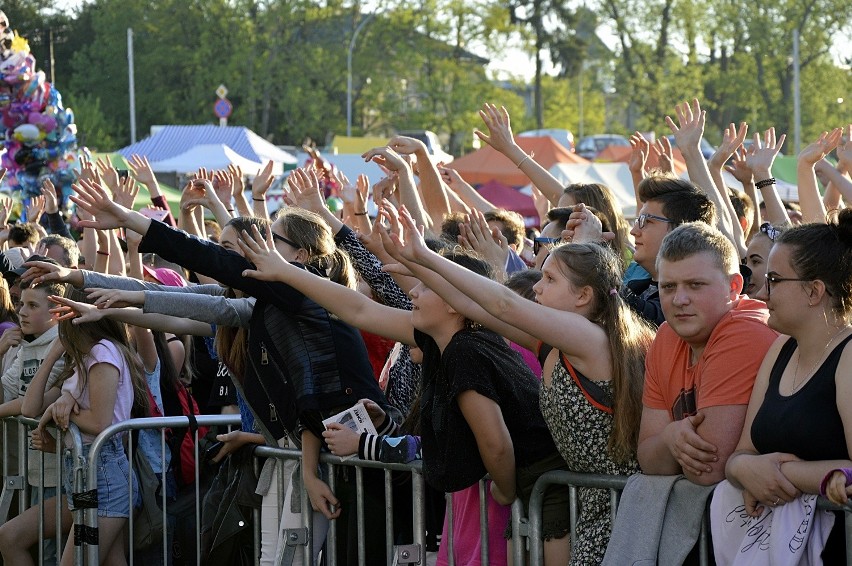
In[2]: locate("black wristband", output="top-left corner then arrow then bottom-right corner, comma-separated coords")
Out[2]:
354,211 -> 368,216
755,177 -> 776,189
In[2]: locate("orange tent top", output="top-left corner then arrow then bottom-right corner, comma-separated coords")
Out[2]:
451,136 -> 589,186
595,145 -> 687,175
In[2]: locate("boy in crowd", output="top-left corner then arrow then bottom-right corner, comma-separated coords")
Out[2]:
0,269 -> 68,561
637,222 -> 777,484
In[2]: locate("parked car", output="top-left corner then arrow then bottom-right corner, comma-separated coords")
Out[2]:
664,135 -> 717,160
518,129 -> 575,152
576,134 -> 630,160
397,130 -> 454,164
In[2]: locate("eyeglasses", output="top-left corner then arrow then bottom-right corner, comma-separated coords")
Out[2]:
759,223 -> 781,242
533,237 -> 561,255
764,272 -> 813,298
634,213 -> 674,229
271,232 -> 300,249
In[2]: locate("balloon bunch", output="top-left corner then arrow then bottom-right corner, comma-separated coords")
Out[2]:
0,13 -> 77,201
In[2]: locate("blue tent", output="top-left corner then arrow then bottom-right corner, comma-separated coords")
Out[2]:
117,125 -> 298,169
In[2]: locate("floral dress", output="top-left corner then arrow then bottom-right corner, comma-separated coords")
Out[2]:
538,350 -> 638,565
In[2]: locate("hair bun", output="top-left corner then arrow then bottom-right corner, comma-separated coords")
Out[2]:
835,209 -> 852,247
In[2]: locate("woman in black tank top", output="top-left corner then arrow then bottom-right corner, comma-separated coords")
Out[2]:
724,208 -> 852,561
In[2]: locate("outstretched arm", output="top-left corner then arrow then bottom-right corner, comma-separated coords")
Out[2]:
386,205 -> 610,364
49,295 -> 215,337
236,225 -> 416,346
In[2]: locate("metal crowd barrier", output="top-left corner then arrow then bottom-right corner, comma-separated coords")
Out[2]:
522,470 -> 852,566
80,416 -> 511,566
0,415 -> 86,565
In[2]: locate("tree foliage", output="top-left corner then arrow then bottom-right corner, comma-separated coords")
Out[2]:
4,0 -> 848,153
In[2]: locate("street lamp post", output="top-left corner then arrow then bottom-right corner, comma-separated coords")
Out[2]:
347,13 -> 377,137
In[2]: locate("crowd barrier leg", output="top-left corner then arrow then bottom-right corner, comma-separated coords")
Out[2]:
385,468 -> 394,566
445,492 -> 454,566
478,479 -> 489,566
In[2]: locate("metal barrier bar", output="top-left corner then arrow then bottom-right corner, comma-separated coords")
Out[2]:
527,471 -> 627,566
478,479 -> 488,566
445,492 -> 454,566
83,414 -> 240,565
385,468 -> 394,565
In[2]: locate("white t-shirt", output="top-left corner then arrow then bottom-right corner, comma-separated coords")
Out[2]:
61,340 -> 134,443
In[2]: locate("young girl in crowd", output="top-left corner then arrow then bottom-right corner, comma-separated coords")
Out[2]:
386,208 -> 654,564
723,210 -> 852,562
27,289 -> 150,566
234,203 -> 563,564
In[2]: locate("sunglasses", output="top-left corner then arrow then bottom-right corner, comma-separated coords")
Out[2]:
533,237 -> 561,255
271,232 -> 300,249
634,213 -> 674,229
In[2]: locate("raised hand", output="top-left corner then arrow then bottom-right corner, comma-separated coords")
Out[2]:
383,204 -> 428,264
252,160 -> 275,200
665,98 -> 706,154
475,103 -> 517,156
48,294 -> 106,325
128,154 -> 157,187
237,224 -> 293,281
0,196 -> 12,226
725,147 -> 754,185
212,170 -> 235,207
747,127 -> 786,177
113,175 -> 140,209
798,128 -> 843,166
361,146 -> 410,174
709,122 -> 749,168
651,136 -> 674,174
371,174 -> 398,206
25,195 -> 45,224
95,156 -> 120,193
458,210 -> 509,276
562,203 -> 613,244
285,168 -> 326,213
227,164 -> 245,195
70,178 -> 132,230
628,133 -> 650,176
41,179 -> 59,214
387,136 -> 427,156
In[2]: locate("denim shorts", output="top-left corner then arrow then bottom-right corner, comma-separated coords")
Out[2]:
64,435 -> 137,518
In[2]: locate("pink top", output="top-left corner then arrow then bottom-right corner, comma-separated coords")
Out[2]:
510,342 -> 542,379
61,340 -> 133,443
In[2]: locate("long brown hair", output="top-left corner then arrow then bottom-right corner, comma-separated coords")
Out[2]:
562,183 -> 633,265
57,289 -> 149,419
549,242 -> 655,462
0,277 -> 17,324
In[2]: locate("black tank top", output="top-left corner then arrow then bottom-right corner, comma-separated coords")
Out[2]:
750,335 -> 852,461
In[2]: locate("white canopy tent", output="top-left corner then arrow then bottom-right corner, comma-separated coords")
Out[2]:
540,163 -> 638,217
149,144 -> 274,175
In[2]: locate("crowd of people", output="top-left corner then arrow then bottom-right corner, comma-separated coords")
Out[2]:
0,98 -> 850,566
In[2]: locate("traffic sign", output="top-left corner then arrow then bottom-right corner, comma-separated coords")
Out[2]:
214,98 -> 232,119
216,84 -> 228,99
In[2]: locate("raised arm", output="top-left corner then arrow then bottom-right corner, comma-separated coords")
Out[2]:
744,129 -> 789,226
389,136 -> 449,231
363,144 -> 433,233
476,103 -> 563,205
796,129 -> 842,223
666,99 -> 744,255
